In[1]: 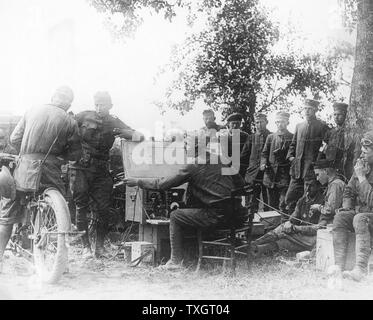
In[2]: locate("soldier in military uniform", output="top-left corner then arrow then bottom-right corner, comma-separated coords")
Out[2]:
320,102 -> 361,181
261,111 -> 293,218
69,91 -> 144,258
241,113 -> 271,214
218,113 -> 249,178
330,131 -> 373,282
252,160 -> 344,255
285,99 -> 329,214
200,109 -> 225,134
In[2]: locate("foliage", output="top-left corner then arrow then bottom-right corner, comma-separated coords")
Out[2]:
89,0 -> 353,131
339,0 -> 358,31
156,0 -> 349,131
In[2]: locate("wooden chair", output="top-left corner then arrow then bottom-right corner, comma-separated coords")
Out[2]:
195,186 -> 254,275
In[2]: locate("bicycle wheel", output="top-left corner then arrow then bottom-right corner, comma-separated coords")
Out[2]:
33,188 -> 71,284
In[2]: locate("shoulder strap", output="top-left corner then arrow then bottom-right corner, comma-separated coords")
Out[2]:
40,116 -> 69,165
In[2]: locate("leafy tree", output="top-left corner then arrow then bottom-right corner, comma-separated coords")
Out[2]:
90,0 -> 351,131
340,0 -> 373,133
156,0 -> 348,132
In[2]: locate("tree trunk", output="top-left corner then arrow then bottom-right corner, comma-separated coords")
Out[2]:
348,0 -> 373,134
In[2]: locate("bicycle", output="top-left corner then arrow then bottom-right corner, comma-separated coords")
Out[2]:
0,152 -> 82,284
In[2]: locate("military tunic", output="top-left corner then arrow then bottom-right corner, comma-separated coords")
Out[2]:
240,128 -> 271,213
322,126 -> 361,180
69,111 -> 135,232
261,129 -> 293,213
285,117 -> 329,213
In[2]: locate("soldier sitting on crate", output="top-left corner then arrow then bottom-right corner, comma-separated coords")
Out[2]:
330,130 -> 373,282
251,160 -> 344,255
123,133 -> 247,270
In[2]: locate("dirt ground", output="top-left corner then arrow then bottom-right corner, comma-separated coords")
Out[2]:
1,243 -> 373,300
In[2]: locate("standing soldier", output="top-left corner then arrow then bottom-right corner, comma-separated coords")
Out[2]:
321,102 -> 361,181
69,91 -> 144,258
225,113 -> 249,154
261,111 -> 293,219
285,99 -> 329,213
241,113 -> 271,214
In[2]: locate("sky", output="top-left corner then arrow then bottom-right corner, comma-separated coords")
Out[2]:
0,0 -> 354,135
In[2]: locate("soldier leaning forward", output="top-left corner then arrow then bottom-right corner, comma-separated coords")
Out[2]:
261,111 -> 293,217
69,91 -> 144,258
252,160 -> 344,256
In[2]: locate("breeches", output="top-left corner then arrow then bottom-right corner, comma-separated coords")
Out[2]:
69,168 -> 113,228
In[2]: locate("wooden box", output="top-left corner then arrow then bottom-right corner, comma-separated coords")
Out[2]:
254,211 -> 281,230
139,219 -> 171,265
123,241 -> 155,265
316,228 -> 355,272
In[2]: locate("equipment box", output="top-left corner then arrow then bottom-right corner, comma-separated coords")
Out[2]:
123,241 -> 155,265
316,228 -> 355,272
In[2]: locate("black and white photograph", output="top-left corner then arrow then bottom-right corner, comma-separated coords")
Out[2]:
0,0 -> 372,303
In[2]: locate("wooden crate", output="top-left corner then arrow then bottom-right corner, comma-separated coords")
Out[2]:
316,228 -> 355,272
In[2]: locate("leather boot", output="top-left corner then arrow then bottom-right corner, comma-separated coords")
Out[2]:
0,224 -> 13,273
251,242 -> 279,257
332,230 -> 349,271
343,233 -> 370,282
95,224 -> 109,259
252,231 -> 278,246
169,216 -> 183,264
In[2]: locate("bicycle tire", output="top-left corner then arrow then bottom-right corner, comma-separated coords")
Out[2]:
33,188 -> 71,284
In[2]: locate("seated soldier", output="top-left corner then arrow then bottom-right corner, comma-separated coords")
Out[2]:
251,160 -> 345,255
330,130 -> 373,282
123,133 -> 246,270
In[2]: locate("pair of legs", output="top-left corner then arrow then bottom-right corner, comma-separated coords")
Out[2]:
332,210 -> 373,281
267,186 -> 288,220
69,167 -> 113,257
252,223 -> 315,255
169,208 -> 223,264
249,177 -> 269,214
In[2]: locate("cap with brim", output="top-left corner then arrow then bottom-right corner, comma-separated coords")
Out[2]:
275,111 -> 290,120
226,113 -> 243,122
304,99 -> 320,109
333,102 -> 348,113
254,113 -> 267,121
313,159 -> 335,169
94,91 -> 112,106
361,130 -> 373,147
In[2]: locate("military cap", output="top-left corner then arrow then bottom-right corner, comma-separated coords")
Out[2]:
226,113 -> 243,122
275,111 -> 290,120
202,109 -> 215,116
361,130 -> 373,147
94,91 -> 112,106
313,159 -> 336,169
304,99 -> 320,109
254,113 -> 267,121
333,102 -> 348,113
52,86 -> 74,106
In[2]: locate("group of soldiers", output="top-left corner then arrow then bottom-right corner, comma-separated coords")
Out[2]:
0,87 -> 373,284
199,99 -> 373,282
0,86 -> 144,270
